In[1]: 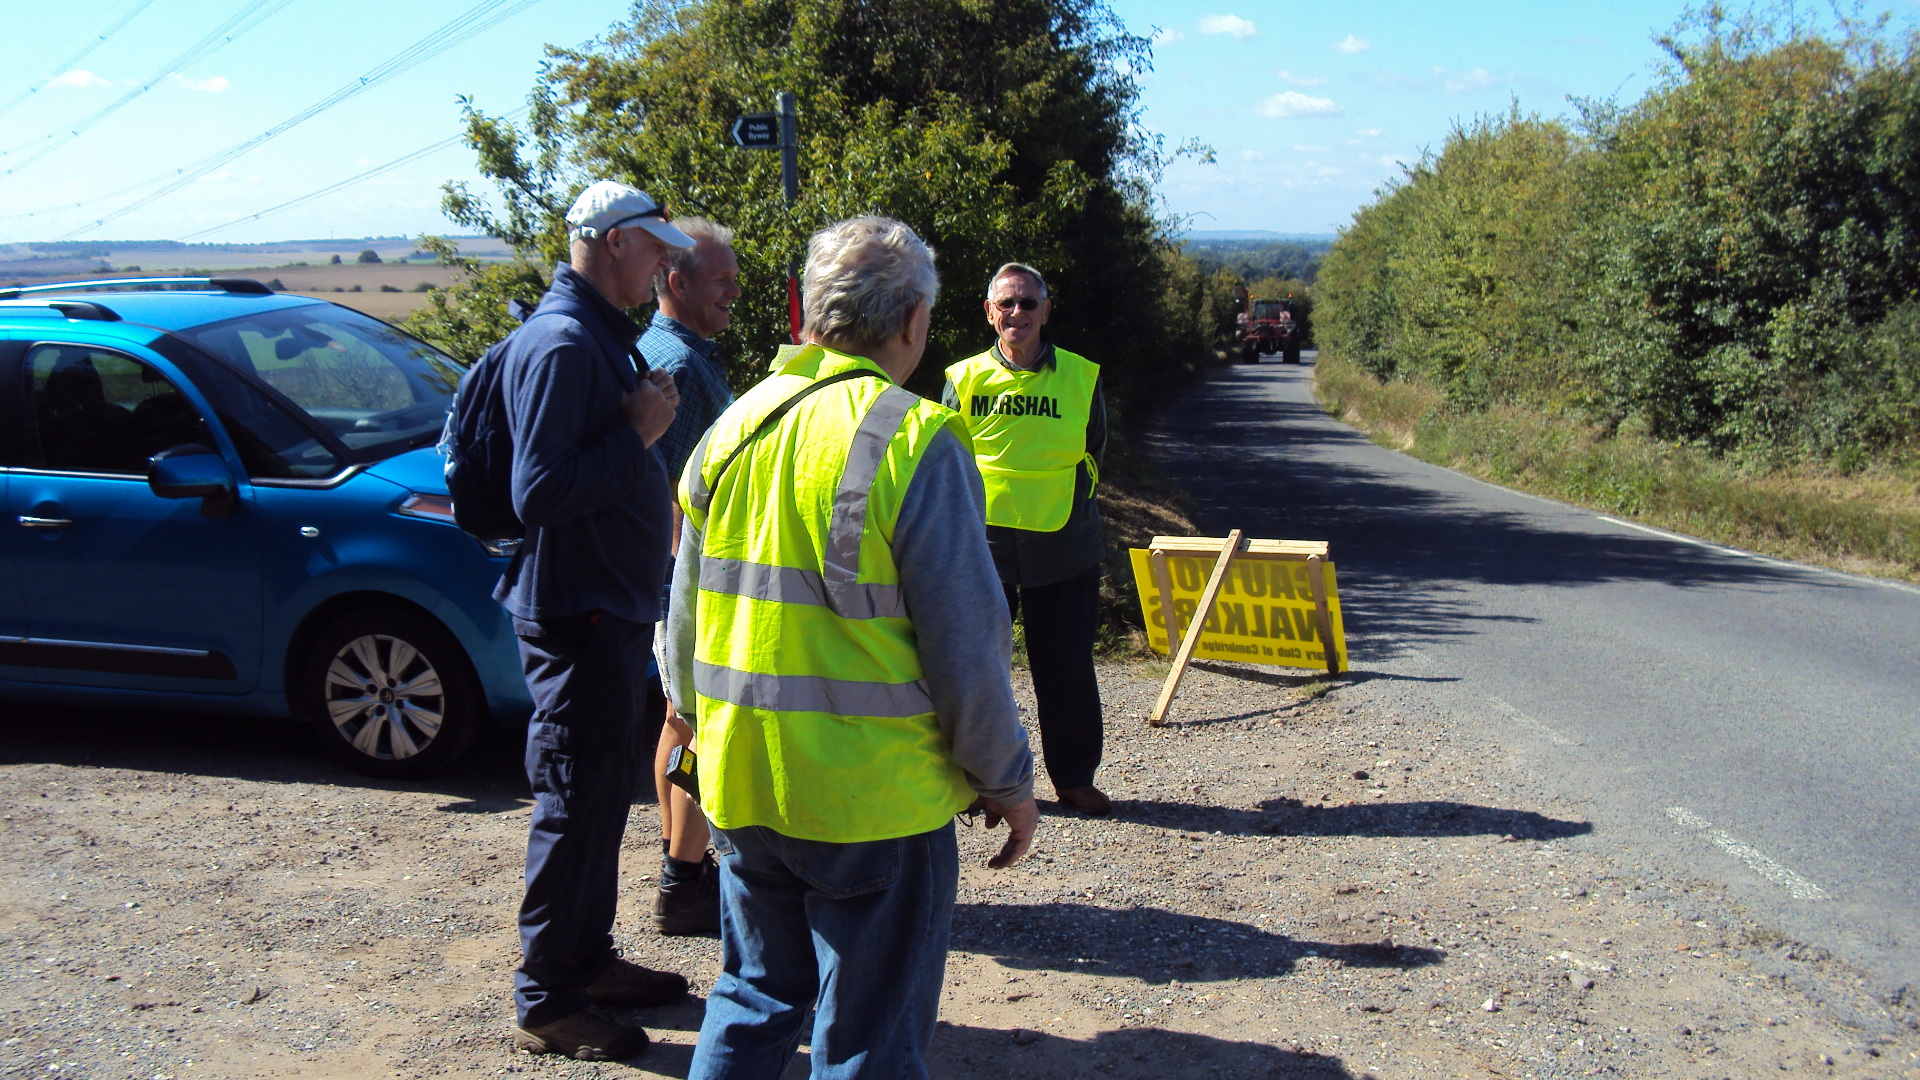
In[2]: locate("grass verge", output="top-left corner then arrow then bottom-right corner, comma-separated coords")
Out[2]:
1093,428 -> 1201,656
1314,350 -> 1920,582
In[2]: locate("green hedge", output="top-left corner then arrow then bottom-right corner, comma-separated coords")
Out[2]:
1316,15 -> 1920,468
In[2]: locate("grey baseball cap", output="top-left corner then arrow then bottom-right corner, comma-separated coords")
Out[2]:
565,180 -> 695,248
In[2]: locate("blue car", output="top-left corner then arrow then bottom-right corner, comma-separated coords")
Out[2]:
0,277 -> 530,777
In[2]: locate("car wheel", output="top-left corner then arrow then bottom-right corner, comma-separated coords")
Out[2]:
298,607 -> 481,778
1242,345 -> 1259,364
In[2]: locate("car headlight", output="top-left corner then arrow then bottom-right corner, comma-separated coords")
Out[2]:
398,493 -> 522,558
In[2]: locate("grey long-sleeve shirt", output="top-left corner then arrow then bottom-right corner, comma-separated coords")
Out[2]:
663,426 -> 1034,805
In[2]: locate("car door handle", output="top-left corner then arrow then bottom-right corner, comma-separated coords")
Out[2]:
17,516 -> 74,530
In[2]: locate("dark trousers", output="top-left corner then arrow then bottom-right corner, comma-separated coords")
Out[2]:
1003,566 -> 1104,790
511,611 -> 652,1028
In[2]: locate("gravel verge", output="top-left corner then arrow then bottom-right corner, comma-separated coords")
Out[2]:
4,660 -> 1918,1079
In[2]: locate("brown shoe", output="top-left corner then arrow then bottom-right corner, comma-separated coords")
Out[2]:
1056,785 -> 1112,816
585,955 -> 688,1008
514,1008 -> 648,1060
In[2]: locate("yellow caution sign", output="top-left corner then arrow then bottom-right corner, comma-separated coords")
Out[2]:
1129,547 -> 1347,671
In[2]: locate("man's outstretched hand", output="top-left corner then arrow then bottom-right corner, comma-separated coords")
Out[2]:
980,796 -> 1038,869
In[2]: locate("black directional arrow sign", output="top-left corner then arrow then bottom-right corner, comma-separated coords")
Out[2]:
731,113 -> 780,149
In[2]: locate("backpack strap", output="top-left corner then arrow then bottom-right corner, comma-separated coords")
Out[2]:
697,369 -> 883,512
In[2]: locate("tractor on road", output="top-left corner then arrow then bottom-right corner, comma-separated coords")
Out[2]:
1233,286 -> 1303,364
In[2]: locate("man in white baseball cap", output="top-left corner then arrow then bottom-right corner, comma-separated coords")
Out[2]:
498,178 -> 698,1060
567,179 -> 698,248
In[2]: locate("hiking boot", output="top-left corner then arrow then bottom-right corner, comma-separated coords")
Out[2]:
514,1008 -> 648,1060
654,851 -> 721,937
1056,785 -> 1112,816
585,955 -> 688,1008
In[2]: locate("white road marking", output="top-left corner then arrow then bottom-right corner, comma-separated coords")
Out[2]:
1599,516 -> 1920,597
1665,806 -> 1828,901
1485,695 -> 1574,746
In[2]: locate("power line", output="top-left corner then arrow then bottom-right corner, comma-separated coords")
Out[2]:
0,0 -> 163,122
1,0 -> 295,172
175,109 -> 529,241
56,0 -> 545,241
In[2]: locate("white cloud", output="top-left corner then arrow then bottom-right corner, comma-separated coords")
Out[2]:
169,73 -> 229,92
1356,128 -> 1383,137
1259,91 -> 1343,118
1293,144 -> 1329,152
1434,66 -> 1498,93
1333,35 -> 1372,53
1377,153 -> 1405,168
1241,149 -> 1267,161
1276,69 -> 1329,87
1199,14 -> 1257,39
47,69 -> 110,89
1151,26 -> 1184,45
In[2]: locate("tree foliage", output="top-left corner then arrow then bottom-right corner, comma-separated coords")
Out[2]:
405,0 -> 1238,412
1316,9 -> 1920,464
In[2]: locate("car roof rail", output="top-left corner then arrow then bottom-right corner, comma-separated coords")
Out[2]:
0,276 -> 274,300
0,298 -> 122,321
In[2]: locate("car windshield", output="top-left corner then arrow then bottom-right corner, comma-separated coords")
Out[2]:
179,303 -> 464,462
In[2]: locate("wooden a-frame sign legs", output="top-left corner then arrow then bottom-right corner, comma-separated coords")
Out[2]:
1147,530 -> 1341,726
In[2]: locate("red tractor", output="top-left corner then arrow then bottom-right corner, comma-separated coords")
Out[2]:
1233,286 -> 1303,364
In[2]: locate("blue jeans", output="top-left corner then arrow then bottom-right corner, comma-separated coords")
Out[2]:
689,822 -> 959,1080
512,612 -> 650,1028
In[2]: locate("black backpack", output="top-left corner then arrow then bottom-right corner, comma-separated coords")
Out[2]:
440,329 -> 529,542
439,302 -> 645,541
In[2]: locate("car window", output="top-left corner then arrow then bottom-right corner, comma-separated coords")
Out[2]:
179,304 -> 462,461
25,345 -> 211,474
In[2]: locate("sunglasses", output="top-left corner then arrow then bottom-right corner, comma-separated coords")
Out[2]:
993,296 -> 1041,312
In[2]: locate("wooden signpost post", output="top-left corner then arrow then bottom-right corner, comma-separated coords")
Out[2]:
1145,532 -> 1342,726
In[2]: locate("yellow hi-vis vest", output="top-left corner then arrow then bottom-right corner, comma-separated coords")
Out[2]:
678,343 -> 976,843
944,347 -> 1100,532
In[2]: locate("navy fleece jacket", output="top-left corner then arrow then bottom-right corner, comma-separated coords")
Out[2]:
492,262 -> 673,624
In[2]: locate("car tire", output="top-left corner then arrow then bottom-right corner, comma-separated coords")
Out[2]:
1284,345 -> 1302,364
297,607 -> 482,778
1242,345 -> 1259,364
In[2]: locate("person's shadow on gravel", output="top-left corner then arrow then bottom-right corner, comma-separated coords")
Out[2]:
1099,796 -> 1591,841
931,1021 -> 1357,1079
951,902 -> 1442,985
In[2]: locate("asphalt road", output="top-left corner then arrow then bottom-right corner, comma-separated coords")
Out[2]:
1141,353 -> 1920,992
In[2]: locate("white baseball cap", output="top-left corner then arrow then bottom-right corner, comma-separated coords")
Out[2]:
565,180 -> 695,249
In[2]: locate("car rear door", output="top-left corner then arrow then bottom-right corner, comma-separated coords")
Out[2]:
0,339 -> 32,682
6,338 -> 262,692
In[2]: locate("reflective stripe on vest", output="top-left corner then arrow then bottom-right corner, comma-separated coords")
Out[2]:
944,347 -> 1099,532
692,659 -> 933,718
689,380 -> 918,620
678,343 -> 974,843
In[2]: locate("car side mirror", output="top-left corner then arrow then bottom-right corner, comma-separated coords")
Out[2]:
147,444 -> 237,519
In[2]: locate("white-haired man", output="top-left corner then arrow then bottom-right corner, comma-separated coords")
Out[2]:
664,217 -> 1037,1078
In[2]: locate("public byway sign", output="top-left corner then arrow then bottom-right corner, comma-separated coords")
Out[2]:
732,113 -> 781,149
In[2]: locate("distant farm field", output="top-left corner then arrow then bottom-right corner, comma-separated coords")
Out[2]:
262,262 -> 461,321
0,262 -> 461,322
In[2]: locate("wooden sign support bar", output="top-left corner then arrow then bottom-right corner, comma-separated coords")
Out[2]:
1146,532 -> 1341,726
1148,530 -> 1244,726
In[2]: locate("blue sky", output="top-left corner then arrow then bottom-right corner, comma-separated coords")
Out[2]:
0,0 -> 1915,244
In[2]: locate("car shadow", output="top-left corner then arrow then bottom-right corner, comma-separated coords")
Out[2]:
1099,795 -> 1590,841
0,700 -> 551,811
952,901 -> 1442,984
